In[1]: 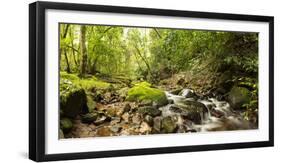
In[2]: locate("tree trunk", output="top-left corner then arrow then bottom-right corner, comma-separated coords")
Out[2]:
134,45 -> 152,75
63,49 -> 71,73
79,25 -> 87,77
71,40 -> 78,68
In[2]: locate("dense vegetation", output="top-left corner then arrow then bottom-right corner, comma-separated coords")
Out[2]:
59,24 -> 258,138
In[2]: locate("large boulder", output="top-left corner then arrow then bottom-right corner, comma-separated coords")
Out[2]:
171,101 -> 208,124
228,86 -> 251,110
126,82 -> 168,106
60,79 -> 87,118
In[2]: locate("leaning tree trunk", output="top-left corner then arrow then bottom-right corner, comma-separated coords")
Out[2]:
79,25 -> 87,77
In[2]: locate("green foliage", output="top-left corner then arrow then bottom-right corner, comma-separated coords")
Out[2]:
59,24 -> 258,84
126,82 -> 168,106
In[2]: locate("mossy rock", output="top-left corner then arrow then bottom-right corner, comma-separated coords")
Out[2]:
126,82 -> 168,106
171,101 -> 208,124
170,88 -> 183,95
138,106 -> 161,117
81,112 -> 99,123
161,116 -> 177,133
60,117 -> 73,133
228,86 -> 251,110
60,76 -> 87,118
85,94 -> 96,113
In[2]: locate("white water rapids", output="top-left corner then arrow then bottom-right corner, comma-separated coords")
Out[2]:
159,89 -> 253,132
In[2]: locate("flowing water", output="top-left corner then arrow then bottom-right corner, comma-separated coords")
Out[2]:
159,89 -> 253,132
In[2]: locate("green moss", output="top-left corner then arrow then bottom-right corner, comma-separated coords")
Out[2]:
78,77 -> 110,90
60,117 -> 73,133
60,72 -> 110,91
60,72 -> 111,117
134,81 -> 152,87
161,116 -> 177,133
60,71 -> 80,81
60,73 -> 87,118
86,94 -> 96,113
228,86 -> 251,109
126,82 -> 168,106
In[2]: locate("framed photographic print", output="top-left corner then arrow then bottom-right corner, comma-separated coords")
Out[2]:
29,1 -> 274,162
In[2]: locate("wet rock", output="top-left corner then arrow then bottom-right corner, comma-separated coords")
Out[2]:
170,88 -> 183,95
96,127 -> 111,137
161,116 -> 177,133
204,103 -> 216,110
184,111 -> 202,124
180,100 -> 209,114
144,115 -> 154,126
138,106 -> 161,117
210,108 -> 225,118
168,99 -> 174,104
81,112 -> 98,123
228,86 -> 251,110
169,105 -> 183,113
94,115 -> 108,125
153,116 -> 162,133
179,89 -> 195,98
175,101 -> 208,124
60,117 -> 73,133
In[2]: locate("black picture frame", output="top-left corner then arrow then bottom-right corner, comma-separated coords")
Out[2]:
29,1 -> 274,162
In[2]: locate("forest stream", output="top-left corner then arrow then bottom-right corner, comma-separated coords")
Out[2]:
162,89 -> 252,132
61,78 -> 256,139
59,24 -> 259,139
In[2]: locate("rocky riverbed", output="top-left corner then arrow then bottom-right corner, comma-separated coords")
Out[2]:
61,85 -> 257,139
